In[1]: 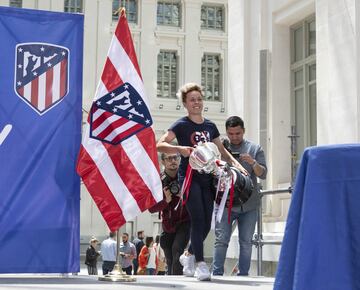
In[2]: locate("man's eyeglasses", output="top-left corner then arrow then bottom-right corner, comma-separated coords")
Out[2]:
164,155 -> 180,161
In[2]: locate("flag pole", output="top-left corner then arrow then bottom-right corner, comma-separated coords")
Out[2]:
98,229 -> 136,282
114,7 -> 126,18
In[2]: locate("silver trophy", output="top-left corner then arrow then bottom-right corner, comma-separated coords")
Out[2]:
189,141 -> 253,208
189,142 -> 222,174
189,142 -> 233,193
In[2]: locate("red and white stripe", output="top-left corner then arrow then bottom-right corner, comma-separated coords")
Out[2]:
91,108 -> 144,144
18,59 -> 67,113
77,10 -> 162,232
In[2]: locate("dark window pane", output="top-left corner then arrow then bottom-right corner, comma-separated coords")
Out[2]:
113,0 -> 137,23
64,0 -> 83,13
294,69 -> 303,87
201,5 -> 224,30
309,83 -> 317,145
294,27 -> 303,62
308,20 -> 316,56
157,1 -> 181,27
309,64 -> 316,82
157,51 -> 178,99
201,54 -> 221,101
9,0 -> 22,7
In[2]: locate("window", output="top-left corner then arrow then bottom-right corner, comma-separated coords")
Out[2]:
157,50 -> 178,99
290,16 -> 316,173
201,5 -> 224,30
201,54 -> 221,101
112,0 -> 137,23
157,0 -> 181,27
9,0 -> 22,7
64,0 -> 83,13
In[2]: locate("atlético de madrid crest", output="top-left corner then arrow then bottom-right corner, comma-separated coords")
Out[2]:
14,43 -> 69,115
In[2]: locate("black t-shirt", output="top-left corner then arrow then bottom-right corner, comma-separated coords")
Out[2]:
169,116 -> 220,177
133,238 -> 144,258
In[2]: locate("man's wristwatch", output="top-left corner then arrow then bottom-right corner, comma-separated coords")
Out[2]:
252,161 -> 257,168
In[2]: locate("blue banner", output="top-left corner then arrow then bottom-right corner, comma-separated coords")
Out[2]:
0,7 -> 83,273
274,144 -> 360,290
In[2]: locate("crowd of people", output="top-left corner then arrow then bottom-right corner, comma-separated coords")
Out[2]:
85,82 -> 267,281
85,231 -> 169,276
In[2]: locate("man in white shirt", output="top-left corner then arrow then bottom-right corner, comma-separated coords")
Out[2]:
100,232 -> 117,275
119,233 -> 136,275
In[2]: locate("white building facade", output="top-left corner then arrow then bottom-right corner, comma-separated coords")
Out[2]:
228,0 -> 360,220
227,0 -> 360,273
3,0 -> 360,274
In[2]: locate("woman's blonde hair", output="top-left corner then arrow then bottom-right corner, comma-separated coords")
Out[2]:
176,82 -> 204,103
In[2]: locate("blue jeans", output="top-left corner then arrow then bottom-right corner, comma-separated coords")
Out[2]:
122,265 -> 132,275
212,207 -> 257,276
146,268 -> 156,275
102,261 -> 116,275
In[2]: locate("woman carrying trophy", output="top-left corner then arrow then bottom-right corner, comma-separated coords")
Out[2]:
156,83 -> 247,281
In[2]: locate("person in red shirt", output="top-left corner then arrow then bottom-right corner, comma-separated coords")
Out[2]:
149,152 -> 190,275
138,236 -> 157,275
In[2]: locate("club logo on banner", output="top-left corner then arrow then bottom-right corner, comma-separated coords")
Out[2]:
89,82 -> 153,145
14,43 -> 69,115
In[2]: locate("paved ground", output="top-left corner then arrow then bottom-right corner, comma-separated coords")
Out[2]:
0,274 -> 274,290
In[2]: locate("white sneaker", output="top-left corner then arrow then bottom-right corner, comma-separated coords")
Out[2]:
179,253 -> 195,277
195,261 -> 211,281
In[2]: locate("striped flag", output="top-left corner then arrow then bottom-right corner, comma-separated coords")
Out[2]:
76,9 -> 162,232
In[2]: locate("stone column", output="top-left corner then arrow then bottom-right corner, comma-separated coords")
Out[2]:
316,0 -> 359,143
